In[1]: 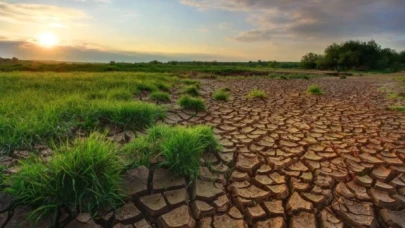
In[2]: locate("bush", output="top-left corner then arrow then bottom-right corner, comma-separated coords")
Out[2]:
183,85 -> 200,96
178,95 -> 205,111
121,125 -> 220,178
247,89 -> 267,99
307,84 -> 323,95
212,89 -> 230,101
5,133 -> 124,222
149,91 -> 171,103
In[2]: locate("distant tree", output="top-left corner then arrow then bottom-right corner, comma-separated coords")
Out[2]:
150,60 -> 162,64
301,52 -> 322,69
109,61 -> 116,65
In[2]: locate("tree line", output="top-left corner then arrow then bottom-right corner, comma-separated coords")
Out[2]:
301,40 -> 405,72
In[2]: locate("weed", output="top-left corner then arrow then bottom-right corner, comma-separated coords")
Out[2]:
279,75 -> 289,80
178,95 -> 206,111
307,84 -> 323,95
212,89 -> 230,101
247,89 -> 267,99
149,91 -> 171,103
121,125 -> 220,179
183,85 -> 200,96
154,81 -> 171,92
5,133 -> 124,223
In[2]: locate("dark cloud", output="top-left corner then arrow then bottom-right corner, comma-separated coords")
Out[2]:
182,0 -> 405,49
0,40 -> 234,62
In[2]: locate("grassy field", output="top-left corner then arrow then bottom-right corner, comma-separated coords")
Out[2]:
0,72 -> 178,153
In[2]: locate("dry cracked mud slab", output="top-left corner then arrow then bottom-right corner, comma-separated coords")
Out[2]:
3,76 -> 405,228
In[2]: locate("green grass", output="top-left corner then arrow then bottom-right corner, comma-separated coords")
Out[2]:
182,79 -> 200,88
247,89 -> 267,99
0,72 -> 173,153
307,84 -> 323,95
183,85 -> 200,96
178,95 -> 206,111
212,88 -> 230,101
121,125 -> 220,178
5,133 -> 124,223
149,91 -> 171,103
389,106 -> 405,112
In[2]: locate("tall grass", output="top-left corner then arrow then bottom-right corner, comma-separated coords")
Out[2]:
0,72 -> 175,153
121,125 -> 220,179
213,88 -> 230,101
307,84 -> 323,95
5,133 -> 124,223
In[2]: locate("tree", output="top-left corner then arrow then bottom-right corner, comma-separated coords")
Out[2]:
301,52 -> 322,69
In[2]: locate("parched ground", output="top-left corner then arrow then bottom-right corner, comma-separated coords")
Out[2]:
156,76 -> 405,228
3,75 -> 405,228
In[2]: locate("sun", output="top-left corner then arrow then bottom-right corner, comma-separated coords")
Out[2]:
37,32 -> 58,48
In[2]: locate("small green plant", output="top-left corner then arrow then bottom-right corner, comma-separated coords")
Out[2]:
0,165 -> 5,191
121,125 -> 220,179
247,89 -> 267,99
5,133 -> 124,223
389,106 -> 405,112
183,85 -> 200,96
212,89 -> 230,101
154,82 -> 171,92
178,95 -> 205,111
307,84 -> 323,95
149,91 -> 171,103
279,75 -> 289,80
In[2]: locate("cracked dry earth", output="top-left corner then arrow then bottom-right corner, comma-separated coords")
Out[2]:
3,76 -> 405,228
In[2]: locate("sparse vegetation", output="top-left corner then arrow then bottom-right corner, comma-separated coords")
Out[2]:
149,91 -> 171,103
5,133 -> 124,223
389,106 -> 405,112
183,85 -> 200,96
121,125 -> 220,178
247,89 -> 267,99
213,88 -> 230,101
178,95 -> 206,111
307,84 -> 323,95
0,72 -> 171,153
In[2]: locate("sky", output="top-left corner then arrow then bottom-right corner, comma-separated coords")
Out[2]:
1,0 -> 405,62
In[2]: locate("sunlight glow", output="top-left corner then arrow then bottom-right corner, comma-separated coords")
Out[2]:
38,32 -> 58,48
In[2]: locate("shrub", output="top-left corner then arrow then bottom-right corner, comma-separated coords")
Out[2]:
5,133 -> 124,222
149,91 -> 171,103
307,84 -> 323,95
178,95 -> 205,111
389,106 -> 405,112
183,85 -> 200,96
212,89 -> 230,101
121,125 -> 220,178
247,89 -> 267,99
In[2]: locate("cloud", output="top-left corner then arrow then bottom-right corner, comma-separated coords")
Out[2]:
0,40 -> 236,62
0,1 -> 89,28
181,0 -> 405,48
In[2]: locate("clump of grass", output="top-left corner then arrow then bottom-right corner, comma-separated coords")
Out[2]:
279,75 -> 289,80
307,84 -> 323,95
5,133 -> 124,223
136,81 -> 158,92
149,91 -> 171,103
154,81 -> 171,92
389,106 -> 405,112
121,125 -> 220,179
183,85 -> 200,96
212,89 -> 230,101
182,79 -> 200,88
247,89 -> 267,99
178,95 -> 205,111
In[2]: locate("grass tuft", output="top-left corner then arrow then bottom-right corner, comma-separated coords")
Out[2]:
5,133 -> 124,223
247,89 -> 267,99
121,125 -> 220,178
149,91 -> 171,103
182,79 -> 200,88
178,95 -> 205,111
212,89 -> 230,101
183,85 -> 200,96
307,84 -> 323,95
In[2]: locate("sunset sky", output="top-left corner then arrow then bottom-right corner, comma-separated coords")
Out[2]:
1,0 -> 405,62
